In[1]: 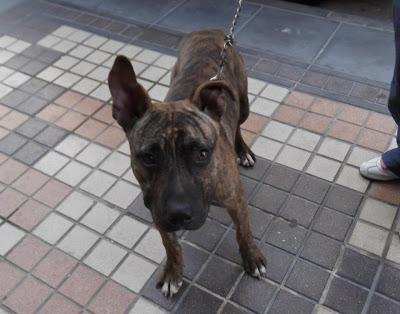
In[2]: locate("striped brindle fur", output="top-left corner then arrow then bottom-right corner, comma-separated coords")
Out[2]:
108,29 -> 266,298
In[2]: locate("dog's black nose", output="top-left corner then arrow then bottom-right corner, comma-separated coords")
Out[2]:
166,200 -> 192,227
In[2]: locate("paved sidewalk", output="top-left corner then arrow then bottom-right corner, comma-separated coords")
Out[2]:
0,1 -> 399,314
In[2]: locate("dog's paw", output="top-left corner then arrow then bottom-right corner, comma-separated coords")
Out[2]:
241,245 -> 266,279
156,266 -> 183,298
238,153 -> 255,168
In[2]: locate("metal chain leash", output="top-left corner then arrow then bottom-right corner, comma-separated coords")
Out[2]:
210,0 -> 244,81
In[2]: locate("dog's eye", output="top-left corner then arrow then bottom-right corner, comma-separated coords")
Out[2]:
196,149 -> 209,162
142,153 -> 156,166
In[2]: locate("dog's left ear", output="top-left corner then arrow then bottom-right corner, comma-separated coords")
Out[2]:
192,81 -> 236,121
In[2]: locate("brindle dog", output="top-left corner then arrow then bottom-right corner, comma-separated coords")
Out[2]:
108,29 -> 266,297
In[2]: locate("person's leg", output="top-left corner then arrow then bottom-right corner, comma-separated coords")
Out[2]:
360,3 -> 400,180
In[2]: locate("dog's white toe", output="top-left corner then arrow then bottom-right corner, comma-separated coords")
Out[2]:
161,281 -> 181,297
260,265 -> 266,274
252,268 -> 261,278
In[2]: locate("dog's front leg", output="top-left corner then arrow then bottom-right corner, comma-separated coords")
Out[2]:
226,194 -> 266,278
156,230 -> 183,297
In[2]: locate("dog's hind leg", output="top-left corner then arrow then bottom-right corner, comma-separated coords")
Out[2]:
156,230 -> 183,297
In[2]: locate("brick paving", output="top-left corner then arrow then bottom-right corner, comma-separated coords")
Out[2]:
0,1 -> 399,314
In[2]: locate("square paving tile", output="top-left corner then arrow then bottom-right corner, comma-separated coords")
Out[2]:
9,199 -> 50,231
269,289 -> 315,314
35,125 -> 68,147
359,198 -> 397,229
266,218 -> 307,254
175,286 -> 222,314
0,132 -> 28,155
280,195 -> 319,227
286,258 -> 329,301
129,297 -> 167,314
376,264 -> 400,302
301,232 -> 341,270
260,244 -> 294,283
185,219 -> 226,251
324,277 -> 368,314
103,180 -> 141,208
59,265 -> 104,306
38,293 -> 82,314
306,155 -> 341,181
14,141 -> 48,165
56,160 -> 91,186
16,118 -> 47,138
316,24 -> 394,83
312,207 -> 352,241
0,158 -> 27,184
112,253 -> 157,293
251,136 -> 282,161
80,169 -> 116,197
349,221 -> 389,256
318,137 -> 351,161
0,188 -> 27,218
250,97 -> 280,117
250,184 -> 288,214
337,248 -> 379,288
33,212 -> 73,245
387,236 -> 400,264
3,277 -> 52,314
32,249 -> 77,288
293,174 -> 330,203
0,261 -> 25,298
231,275 -> 276,313
34,150 -> 69,176
276,145 -> 311,171
134,229 -> 165,263
107,215 -> 148,248
181,242 -> 209,280
81,202 -> 120,234
6,235 -> 50,271
288,128 -> 321,151
264,164 -> 300,192
369,294 -> 400,314
58,225 -> 99,259
0,222 -> 25,255
325,185 -> 363,216
336,165 -> 370,192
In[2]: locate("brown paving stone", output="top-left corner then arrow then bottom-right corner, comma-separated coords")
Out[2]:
368,181 -> 400,205
12,168 -> 49,195
38,293 -> 82,314
36,104 -> 67,123
7,236 -> 51,271
0,261 -> 25,298
73,97 -> 103,116
0,188 -> 27,218
93,105 -> 113,124
3,277 -> 52,314
241,113 -> 268,133
75,118 -> 107,139
9,199 -> 50,231
328,120 -> 361,142
357,128 -> 391,152
33,249 -> 77,288
0,158 -> 27,184
0,111 -> 28,130
241,129 -> 257,146
284,91 -> 314,109
33,179 -> 72,208
95,126 -> 125,149
88,280 -> 137,314
351,83 -> 380,100
300,112 -> 331,134
55,91 -> 84,108
55,110 -> 87,131
310,98 -> 342,117
59,265 -> 105,306
337,106 -> 369,126
273,105 -> 305,126
365,112 -> 397,134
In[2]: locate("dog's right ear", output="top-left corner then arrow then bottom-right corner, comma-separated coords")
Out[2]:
108,55 -> 151,133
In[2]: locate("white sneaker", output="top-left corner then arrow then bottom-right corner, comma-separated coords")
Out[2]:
360,156 -> 400,181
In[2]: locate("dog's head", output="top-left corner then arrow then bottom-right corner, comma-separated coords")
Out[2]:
108,55 -> 235,232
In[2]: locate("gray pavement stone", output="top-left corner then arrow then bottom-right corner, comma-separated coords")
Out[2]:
285,258 -> 330,301
0,89 -> 30,108
0,132 -> 28,155
36,83 -> 65,101
232,275 -> 276,313
301,232 -> 341,270
19,78 -> 47,94
14,141 -> 48,165
337,248 -> 379,288
324,277 -> 368,314
264,164 -> 300,192
261,244 -> 295,283
176,286 -> 222,314
240,157 -> 270,181
269,290 -> 315,314
185,219 -> 226,252
34,125 -> 68,147
376,264 -> 400,302
20,59 -> 48,76
17,96 -> 48,115
369,294 -> 400,314
280,195 -> 319,227
293,175 -> 330,204
127,193 -> 153,223
250,184 -> 288,214
197,256 -> 242,297
181,242 -> 209,280
325,185 -> 363,216
16,118 -> 47,138
312,207 -> 353,241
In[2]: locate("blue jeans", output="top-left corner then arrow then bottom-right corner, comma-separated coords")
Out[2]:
382,4 -> 400,176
